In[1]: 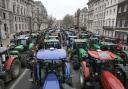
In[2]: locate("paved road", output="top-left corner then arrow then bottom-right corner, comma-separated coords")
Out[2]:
6,69 -> 31,89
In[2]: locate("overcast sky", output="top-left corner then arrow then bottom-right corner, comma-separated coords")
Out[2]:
35,0 -> 88,20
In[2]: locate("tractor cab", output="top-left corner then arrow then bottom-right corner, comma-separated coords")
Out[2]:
69,39 -> 89,70
103,37 -> 116,44
89,37 -> 101,51
48,35 -> 59,39
67,35 -> 78,47
44,39 -> 61,49
31,48 -> 72,89
79,34 -> 90,39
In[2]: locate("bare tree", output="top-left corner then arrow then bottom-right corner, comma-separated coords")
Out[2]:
47,16 -> 56,28
62,14 -> 74,28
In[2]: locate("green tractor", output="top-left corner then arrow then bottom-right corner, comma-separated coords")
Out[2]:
69,39 -> 89,70
9,35 -> 35,67
100,41 -> 128,85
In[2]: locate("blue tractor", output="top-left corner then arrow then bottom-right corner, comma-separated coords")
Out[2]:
30,48 -> 73,89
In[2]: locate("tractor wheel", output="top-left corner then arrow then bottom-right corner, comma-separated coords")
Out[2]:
79,68 -> 85,89
11,59 -> 21,79
0,79 -> 4,89
114,67 -> 126,85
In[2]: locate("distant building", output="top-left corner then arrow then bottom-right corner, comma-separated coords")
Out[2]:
103,0 -> 119,38
115,0 -> 128,44
10,0 -> 34,34
74,9 -> 80,29
33,1 -> 48,31
87,0 -> 94,32
0,0 -> 11,39
79,7 -> 88,30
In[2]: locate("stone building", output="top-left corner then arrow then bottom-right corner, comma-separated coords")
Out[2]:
0,0 -> 48,39
115,0 -> 128,44
87,0 -> 94,32
0,0 -> 11,39
93,0 -> 106,35
33,1 -> 48,31
74,9 -> 80,29
103,0 -> 119,38
79,7 -> 88,30
10,0 -> 34,35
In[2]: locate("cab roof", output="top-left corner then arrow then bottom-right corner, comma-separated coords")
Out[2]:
74,39 -> 88,42
18,35 -> 29,40
44,39 -> 59,42
36,49 -> 67,60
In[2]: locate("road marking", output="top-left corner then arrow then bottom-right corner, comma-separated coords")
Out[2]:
10,69 -> 29,89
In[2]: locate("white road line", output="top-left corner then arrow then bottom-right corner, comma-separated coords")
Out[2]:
10,69 -> 29,89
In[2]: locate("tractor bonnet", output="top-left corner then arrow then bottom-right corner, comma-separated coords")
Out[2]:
88,50 -> 117,61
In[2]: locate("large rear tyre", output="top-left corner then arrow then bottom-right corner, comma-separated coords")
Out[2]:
0,79 -> 4,89
11,59 -> 21,79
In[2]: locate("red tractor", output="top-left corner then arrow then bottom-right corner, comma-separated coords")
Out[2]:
79,50 -> 126,89
0,47 -> 21,89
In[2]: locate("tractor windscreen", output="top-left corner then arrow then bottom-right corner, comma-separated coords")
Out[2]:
45,42 -> 60,49
17,39 -> 27,45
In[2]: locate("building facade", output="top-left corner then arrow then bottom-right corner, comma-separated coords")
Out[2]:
115,0 -> 128,44
93,0 -> 106,35
74,9 -> 80,29
0,0 -> 48,39
103,0 -> 119,38
10,0 -> 34,34
79,7 -> 88,30
0,0 -> 11,39
33,1 -> 48,31
87,0 -> 94,32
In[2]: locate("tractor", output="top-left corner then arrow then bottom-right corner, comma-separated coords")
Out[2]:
0,47 -> 21,89
9,35 -> 35,67
29,48 -> 73,89
69,39 -> 89,70
89,37 -> 101,51
79,50 -> 126,89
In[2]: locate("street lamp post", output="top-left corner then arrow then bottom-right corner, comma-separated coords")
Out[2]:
0,16 -> 3,47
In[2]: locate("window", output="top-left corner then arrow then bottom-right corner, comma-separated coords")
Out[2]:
124,4 -> 127,12
111,0 -> 112,5
113,8 -> 116,13
15,24 -> 17,31
15,16 -> 17,21
112,20 -> 114,26
110,10 -> 112,15
19,24 -> 21,29
22,24 -> 24,29
118,7 -> 121,13
3,13 -> 6,19
19,17 -> 20,22
13,4 -> 16,13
